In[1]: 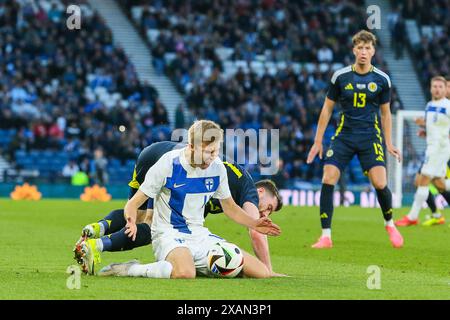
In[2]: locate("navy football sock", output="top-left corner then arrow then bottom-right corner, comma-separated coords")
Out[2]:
320,184 -> 335,229
426,192 -> 437,214
439,191 -> 450,207
100,223 -> 152,252
375,187 -> 393,221
99,209 -> 126,235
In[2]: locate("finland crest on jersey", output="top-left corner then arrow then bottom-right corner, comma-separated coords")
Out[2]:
139,148 -> 231,237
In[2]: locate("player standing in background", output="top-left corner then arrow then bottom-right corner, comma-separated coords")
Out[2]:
406,77 -> 450,226
307,30 -> 403,248
395,76 -> 450,226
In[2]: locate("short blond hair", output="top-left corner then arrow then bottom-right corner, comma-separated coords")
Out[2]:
188,120 -> 223,146
352,30 -> 377,47
431,76 -> 447,85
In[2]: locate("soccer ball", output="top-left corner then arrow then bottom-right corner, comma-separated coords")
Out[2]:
207,242 -> 244,278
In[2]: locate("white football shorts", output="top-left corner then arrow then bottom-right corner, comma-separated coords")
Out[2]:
421,145 -> 450,178
152,229 -> 226,276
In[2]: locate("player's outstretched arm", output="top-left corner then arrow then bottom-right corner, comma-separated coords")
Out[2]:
380,103 -> 402,162
124,190 -> 149,241
307,97 -> 336,164
242,202 -> 273,272
220,197 -> 281,236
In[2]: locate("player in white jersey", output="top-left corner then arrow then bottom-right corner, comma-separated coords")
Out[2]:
93,120 -> 281,279
396,76 -> 450,226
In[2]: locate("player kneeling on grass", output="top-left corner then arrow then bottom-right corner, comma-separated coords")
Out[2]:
74,142 -> 284,276
395,76 -> 450,227
80,120 -> 281,278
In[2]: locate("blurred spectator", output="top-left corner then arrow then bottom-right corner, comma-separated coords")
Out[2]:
392,17 -> 406,59
175,102 -> 186,129
91,148 -> 108,186
62,160 -> 80,178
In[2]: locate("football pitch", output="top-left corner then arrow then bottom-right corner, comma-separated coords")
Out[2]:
0,199 -> 449,300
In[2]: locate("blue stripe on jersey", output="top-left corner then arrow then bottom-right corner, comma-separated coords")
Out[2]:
208,234 -> 224,240
147,198 -> 154,209
426,106 -> 447,114
165,157 -> 220,234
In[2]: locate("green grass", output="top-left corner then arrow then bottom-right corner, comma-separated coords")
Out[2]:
0,199 -> 449,300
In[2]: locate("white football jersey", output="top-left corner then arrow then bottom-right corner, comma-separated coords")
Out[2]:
139,147 -> 231,237
425,98 -> 450,148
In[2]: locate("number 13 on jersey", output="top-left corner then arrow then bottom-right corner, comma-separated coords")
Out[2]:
353,92 -> 366,108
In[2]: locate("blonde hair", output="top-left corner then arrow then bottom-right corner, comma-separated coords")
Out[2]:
431,76 -> 447,85
352,30 -> 377,47
188,120 -> 223,146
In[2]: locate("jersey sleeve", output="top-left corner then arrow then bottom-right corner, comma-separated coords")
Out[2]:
139,153 -> 170,198
238,176 -> 259,208
379,76 -> 391,105
326,72 -> 341,101
213,163 -> 232,200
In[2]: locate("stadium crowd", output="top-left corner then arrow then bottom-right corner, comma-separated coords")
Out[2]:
123,0 -> 404,185
0,0 -> 171,184
1,0 -> 407,187
392,0 -> 449,91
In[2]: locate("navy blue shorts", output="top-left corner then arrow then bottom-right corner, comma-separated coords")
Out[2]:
324,132 -> 386,174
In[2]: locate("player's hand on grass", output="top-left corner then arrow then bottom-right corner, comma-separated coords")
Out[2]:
387,144 -> 402,163
124,217 -> 137,241
254,217 -> 281,236
306,142 -> 323,164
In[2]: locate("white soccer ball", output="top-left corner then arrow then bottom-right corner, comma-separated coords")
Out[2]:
207,242 -> 244,278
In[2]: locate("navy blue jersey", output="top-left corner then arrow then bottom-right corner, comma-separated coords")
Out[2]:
327,65 -> 391,136
205,161 -> 259,215
128,141 -> 184,189
128,141 -> 259,213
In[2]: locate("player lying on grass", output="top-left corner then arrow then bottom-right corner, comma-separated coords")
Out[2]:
306,30 -> 404,249
77,120 -> 282,278
395,76 -> 450,227
73,141 -> 284,275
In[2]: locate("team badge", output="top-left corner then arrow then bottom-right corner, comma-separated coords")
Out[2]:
205,178 -> 214,191
368,82 -> 378,92
326,149 -> 334,158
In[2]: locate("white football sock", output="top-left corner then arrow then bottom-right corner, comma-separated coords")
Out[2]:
407,186 -> 429,221
95,239 -> 103,252
384,219 -> 394,227
445,179 -> 450,191
98,223 -> 106,237
321,228 -> 331,238
432,212 -> 442,219
128,261 -> 173,278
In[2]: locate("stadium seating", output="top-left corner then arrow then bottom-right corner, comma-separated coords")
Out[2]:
0,0 -> 170,184
395,0 -> 449,89
1,0 -> 401,187
121,0 -> 389,186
